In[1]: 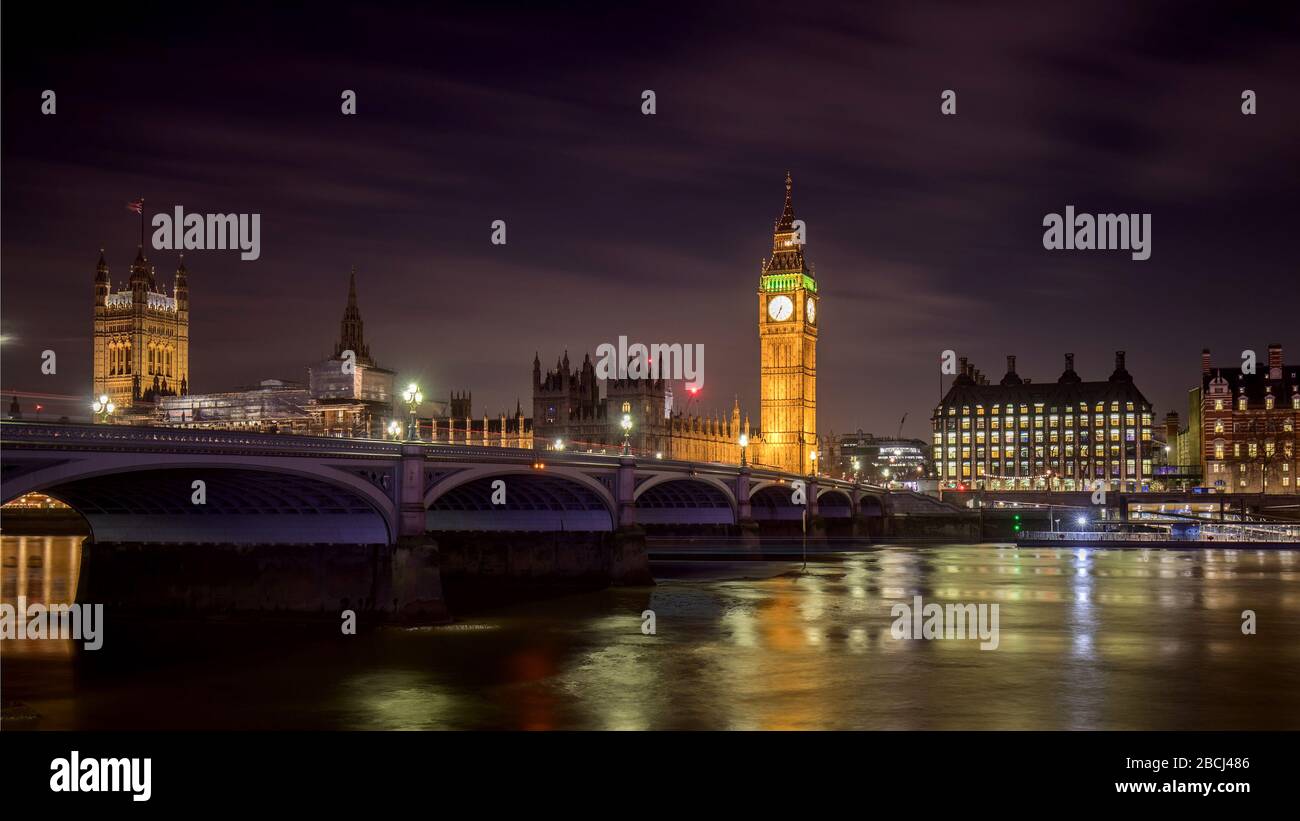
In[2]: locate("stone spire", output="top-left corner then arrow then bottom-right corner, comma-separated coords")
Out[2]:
174,254 -> 189,311
95,249 -> 110,306
334,268 -> 372,365
129,244 -> 150,299
776,170 -> 796,231
763,171 -> 808,276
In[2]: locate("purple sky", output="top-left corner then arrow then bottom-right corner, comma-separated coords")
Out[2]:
3,1 -> 1298,438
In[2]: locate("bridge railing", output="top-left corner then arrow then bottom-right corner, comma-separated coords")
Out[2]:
1,420 -> 408,456
0,420 -> 885,492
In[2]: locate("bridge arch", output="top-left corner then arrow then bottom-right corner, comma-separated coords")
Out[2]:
633,475 -> 737,525
749,482 -> 804,521
817,488 -> 854,518
423,466 -> 616,532
859,493 -> 886,516
2,454 -> 398,544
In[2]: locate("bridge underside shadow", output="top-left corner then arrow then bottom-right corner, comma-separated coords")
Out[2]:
34,468 -> 391,544
426,473 -> 613,532
636,479 -> 735,525
9,466 -> 434,619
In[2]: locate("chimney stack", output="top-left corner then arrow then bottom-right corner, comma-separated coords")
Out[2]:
999,355 -> 1023,386
1164,411 -> 1180,442
1109,350 -> 1131,382
1201,348 -> 1212,375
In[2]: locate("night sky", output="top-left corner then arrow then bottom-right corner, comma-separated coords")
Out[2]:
3,1 -> 1298,438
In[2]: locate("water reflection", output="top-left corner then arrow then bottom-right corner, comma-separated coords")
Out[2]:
3,539 -> 1298,730
0,535 -> 83,660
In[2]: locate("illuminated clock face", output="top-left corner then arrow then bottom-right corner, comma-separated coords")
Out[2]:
806,297 -> 816,324
767,295 -> 794,321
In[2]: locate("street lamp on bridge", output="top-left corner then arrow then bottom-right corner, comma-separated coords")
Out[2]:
92,394 -> 115,424
738,432 -> 749,467
620,401 -> 633,456
402,383 -> 423,441
387,419 -> 402,441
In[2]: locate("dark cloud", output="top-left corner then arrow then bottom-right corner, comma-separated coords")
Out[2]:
3,0 -> 1298,436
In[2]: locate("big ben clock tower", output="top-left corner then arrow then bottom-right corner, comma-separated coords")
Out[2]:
757,171 -> 817,474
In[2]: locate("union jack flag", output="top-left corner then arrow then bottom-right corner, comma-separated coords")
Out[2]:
127,199 -> 143,214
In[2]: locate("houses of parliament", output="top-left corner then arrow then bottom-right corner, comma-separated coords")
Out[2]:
86,174 -> 821,474
533,172 -> 820,474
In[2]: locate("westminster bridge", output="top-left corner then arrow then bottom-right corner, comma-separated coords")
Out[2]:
0,421 -> 927,620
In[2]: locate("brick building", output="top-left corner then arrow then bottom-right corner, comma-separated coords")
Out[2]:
1200,344 -> 1299,493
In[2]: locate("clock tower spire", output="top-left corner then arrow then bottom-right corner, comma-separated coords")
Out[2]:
756,171 -> 818,474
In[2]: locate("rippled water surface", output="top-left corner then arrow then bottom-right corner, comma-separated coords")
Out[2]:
4,536 -> 1298,729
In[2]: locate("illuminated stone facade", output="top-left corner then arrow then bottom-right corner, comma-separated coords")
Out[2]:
754,172 -> 818,474
92,247 -> 189,410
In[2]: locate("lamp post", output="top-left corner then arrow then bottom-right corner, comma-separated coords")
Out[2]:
620,401 -> 633,456
851,457 -> 861,482
402,383 -> 423,441
739,432 -> 749,467
92,394 -> 115,424
387,419 -> 402,441
554,438 -> 565,452
809,449 -> 818,477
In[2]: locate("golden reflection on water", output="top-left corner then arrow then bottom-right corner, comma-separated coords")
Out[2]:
0,535 -> 84,659
3,541 -> 1300,730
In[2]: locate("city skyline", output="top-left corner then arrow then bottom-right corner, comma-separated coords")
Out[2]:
3,2 -> 1299,438
6,0 -> 1300,777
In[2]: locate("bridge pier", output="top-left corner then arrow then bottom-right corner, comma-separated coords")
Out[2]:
735,467 -> 760,551
617,456 -> 637,528
611,525 -> 654,585
399,445 -> 428,537
806,477 -> 826,541
386,537 -> 449,622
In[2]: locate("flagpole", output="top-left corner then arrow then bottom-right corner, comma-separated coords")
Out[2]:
139,197 -> 145,250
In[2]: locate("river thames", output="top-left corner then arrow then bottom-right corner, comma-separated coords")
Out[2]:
3,535 -> 1298,730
